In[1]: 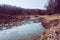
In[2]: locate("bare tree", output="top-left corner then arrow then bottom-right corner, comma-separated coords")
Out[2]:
47,0 -> 60,14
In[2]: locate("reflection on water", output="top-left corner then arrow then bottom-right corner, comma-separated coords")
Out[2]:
0,17 -> 45,40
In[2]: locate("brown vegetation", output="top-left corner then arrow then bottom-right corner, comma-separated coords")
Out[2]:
36,19 -> 60,40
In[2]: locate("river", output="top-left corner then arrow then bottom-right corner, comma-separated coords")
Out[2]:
0,17 -> 45,40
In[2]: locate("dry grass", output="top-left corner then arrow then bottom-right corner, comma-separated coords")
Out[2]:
35,14 -> 60,40
0,14 -> 60,30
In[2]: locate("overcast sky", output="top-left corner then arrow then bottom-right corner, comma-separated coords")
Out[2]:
0,0 -> 48,9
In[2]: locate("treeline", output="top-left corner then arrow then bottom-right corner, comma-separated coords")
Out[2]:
47,0 -> 60,14
0,4 -> 45,15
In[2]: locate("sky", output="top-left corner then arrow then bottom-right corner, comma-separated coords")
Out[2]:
0,0 -> 48,9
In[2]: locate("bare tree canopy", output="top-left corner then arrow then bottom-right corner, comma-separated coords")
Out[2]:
47,0 -> 60,14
